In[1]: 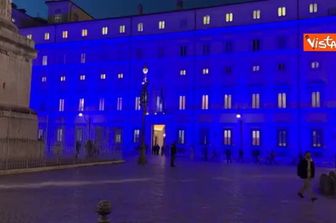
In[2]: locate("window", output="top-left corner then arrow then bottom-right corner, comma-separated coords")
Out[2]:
78,98 -> 85,111
137,23 -> 144,32
80,53 -> 86,64
278,92 -> 287,109
312,129 -> 322,148
278,63 -> 286,72
57,128 -> 63,143
44,33 -> 50,40
253,9 -> 261,19
102,26 -> 108,35
26,34 -> 32,40
224,41 -> 233,53
252,65 -> 260,72
180,45 -> 187,56
224,94 -> 232,109
252,93 -> 260,109
179,96 -> 186,110
203,15 -> 211,25
223,129 -> 232,146
117,73 -> 124,79
38,129 -> 44,140
180,69 -> 187,76
311,61 -> 320,69
60,75 -> 66,82
81,29 -> 88,37
79,75 -> 86,81
224,66 -> 232,74
119,25 -> 126,33
135,97 -> 141,110
58,99 -> 65,112
133,129 -> 140,143
62,31 -> 68,39
309,3 -> 318,13
278,36 -> 287,49
41,76 -> 47,83
99,98 -> 105,111
278,7 -> 286,17
311,91 -> 321,108
252,130 -> 261,146
42,56 -> 48,66
202,95 -> 209,110
155,96 -> 163,112
117,97 -> 123,111
225,12 -> 234,22
252,39 -> 261,51
178,130 -> 185,144
100,74 -> 106,80
202,68 -> 209,75
203,44 -> 210,55
159,20 -> 166,30
277,129 -> 287,147
115,130 -> 122,144
54,14 -> 62,23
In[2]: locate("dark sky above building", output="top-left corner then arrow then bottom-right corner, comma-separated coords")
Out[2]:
12,0 -> 255,19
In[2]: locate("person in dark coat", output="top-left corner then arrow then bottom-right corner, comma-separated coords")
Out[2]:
297,152 -> 317,202
225,148 -> 232,164
75,141 -> 81,159
170,143 -> 177,167
238,149 -> 244,162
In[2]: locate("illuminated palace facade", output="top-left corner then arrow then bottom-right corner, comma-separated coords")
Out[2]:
19,0 -> 336,159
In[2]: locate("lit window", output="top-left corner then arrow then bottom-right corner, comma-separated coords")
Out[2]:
180,69 -> 187,76
252,93 -> 260,109
78,98 -> 85,111
203,15 -> 211,25
44,33 -> 50,40
100,74 -> 106,80
41,76 -> 47,83
223,129 -> 232,146
178,130 -> 185,144
81,29 -> 88,37
224,94 -> 232,109
99,98 -> 105,111
311,61 -> 320,69
252,130 -> 261,146
60,76 -> 66,82
225,12 -> 234,22
309,3 -> 318,13
278,129 -> 287,147
252,65 -> 260,72
202,95 -> 209,110
80,53 -> 86,64
278,92 -> 287,109
118,73 -> 124,79
62,31 -> 68,39
102,26 -> 108,35
179,96 -> 186,110
119,25 -> 126,33
137,23 -> 144,32
202,68 -> 209,75
117,97 -> 123,111
253,9 -> 261,19
312,129 -> 322,148
115,130 -> 122,144
59,99 -> 65,112
79,75 -> 86,81
133,129 -> 140,143
57,128 -> 63,142
135,97 -> 141,111
42,56 -> 48,66
311,91 -> 321,108
159,20 -> 166,30
26,34 -> 32,39
156,96 -> 163,112
278,6 -> 286,17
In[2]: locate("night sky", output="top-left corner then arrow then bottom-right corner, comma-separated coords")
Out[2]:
12,0 -> 254,19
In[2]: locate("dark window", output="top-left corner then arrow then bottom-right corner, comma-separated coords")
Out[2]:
312,129 -> 323,148
278,36 -> 287,49
202,44 -> 210,56
277,129 -> 287,147
224,66 -> 232,74
252,39 -> 261,51
180,45 -> 188,57
224,41 -> 233,53
278,63 -> 286,71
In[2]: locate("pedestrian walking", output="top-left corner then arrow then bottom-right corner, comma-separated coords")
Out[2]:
75,140 -> 81,159
238,149 -> 244,162
297,152 -> 317,202
170,143 -> 177,167
225,148 -> 232,164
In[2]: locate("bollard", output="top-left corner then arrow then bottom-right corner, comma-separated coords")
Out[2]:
96,200 -> 112,223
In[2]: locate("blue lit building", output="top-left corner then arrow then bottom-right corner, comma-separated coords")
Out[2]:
18,0 -> 336,160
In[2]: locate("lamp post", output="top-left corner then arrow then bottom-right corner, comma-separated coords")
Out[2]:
236,114 -> 243,153
138,66 -> 149,165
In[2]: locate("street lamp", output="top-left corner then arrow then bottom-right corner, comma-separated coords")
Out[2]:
138,66 -> 149,165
